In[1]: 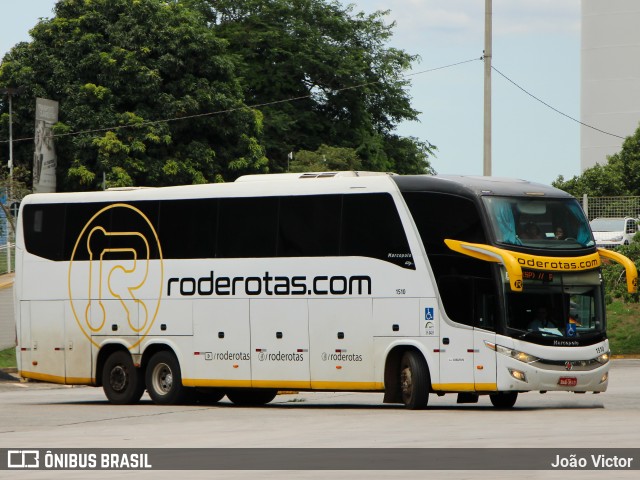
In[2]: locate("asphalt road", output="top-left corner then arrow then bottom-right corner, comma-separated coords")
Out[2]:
0,360 -> 639,479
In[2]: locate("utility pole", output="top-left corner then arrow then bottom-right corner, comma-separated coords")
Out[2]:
483,0 -> 492,176
1,87 -> 21,274
1,87 -> 20,196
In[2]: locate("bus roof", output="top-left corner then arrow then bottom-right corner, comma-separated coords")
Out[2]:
19,173 -> 572,206
20,172 -> 399,205
392,175 -> 574,199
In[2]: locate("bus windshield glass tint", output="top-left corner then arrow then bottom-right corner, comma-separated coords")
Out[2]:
482,196 -> 595,249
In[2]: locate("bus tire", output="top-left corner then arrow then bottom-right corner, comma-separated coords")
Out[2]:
226,389 -> 278,406
193,388 -> 226,404
399,351 -> 430,410
490,392 -> 518,409
146,351 -> 186,405
102,350 -> 145,405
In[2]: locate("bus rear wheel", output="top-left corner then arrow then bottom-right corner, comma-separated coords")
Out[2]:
226,389 -> 278,406
490,392 -> 518,409
399,351 -> 430,410
102,350 -> 145,405
146,351 -> 186,405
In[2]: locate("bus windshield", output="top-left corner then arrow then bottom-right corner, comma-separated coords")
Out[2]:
503,270 -> 604,340
483,196 -> 595,249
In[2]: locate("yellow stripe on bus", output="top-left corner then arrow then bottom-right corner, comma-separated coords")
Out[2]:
183,379 -> 385,391
182,379 -> 253,388
18,371 -> 93,385
310,381 -> 384,391
474,383 -> 498,391
432,383 -> 498,392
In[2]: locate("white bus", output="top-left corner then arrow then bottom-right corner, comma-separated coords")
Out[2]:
14,172 -> 637,409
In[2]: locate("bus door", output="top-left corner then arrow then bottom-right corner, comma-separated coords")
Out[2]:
472,281 -> 497,391
249,299 -> 311,390
437,276 -> 497,391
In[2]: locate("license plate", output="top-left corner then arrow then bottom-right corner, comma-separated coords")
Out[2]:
558,377 -> 577,386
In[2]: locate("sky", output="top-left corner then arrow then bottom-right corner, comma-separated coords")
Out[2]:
0,0 -> 584,185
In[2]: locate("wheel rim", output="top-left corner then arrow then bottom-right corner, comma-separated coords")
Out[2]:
400,365 -> 413,403
110,365 -> 128,393
152,363 -> 173,395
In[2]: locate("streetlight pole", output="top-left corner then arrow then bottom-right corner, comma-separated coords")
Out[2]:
1,87 -> 20,196
483,0 -> 492,177
1,87 -> 21,274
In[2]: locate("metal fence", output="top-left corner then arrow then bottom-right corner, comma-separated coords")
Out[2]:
0,243 -> 14,276
581,195 -> 640,221
1,185 -> 18,276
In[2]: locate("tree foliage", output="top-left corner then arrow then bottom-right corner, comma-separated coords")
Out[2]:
602,233 -> 640,304
196,0 -> 433,174
1,0 -> 434,192
0,0 -> 267,190
553,123 -> 640,197
289,144 -> 362,172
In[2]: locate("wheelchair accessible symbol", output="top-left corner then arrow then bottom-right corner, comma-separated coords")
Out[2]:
425,307 -> 434,321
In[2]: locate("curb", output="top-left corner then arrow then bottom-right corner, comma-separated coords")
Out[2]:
0,273 -> 15,290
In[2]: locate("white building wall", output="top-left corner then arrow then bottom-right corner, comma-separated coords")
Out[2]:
581,0 -> 640,171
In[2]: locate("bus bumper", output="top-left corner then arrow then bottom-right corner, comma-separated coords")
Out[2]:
496,356 -> 610,393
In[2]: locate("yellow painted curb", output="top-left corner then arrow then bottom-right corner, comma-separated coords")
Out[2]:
0,274 -> 15,290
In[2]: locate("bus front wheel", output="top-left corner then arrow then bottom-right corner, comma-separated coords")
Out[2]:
490,392 -> 518,409
399,351 -> 430,410
146,351 -> 186,405
102,350 -> 145,405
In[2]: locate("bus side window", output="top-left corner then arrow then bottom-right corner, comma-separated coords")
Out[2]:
438,276 -> 496,330
217,197 -> 278,258
158,199 -> 217,259
22,204 -> 66,261
341,193 -> 413,268
438,276 -> 473,326
277,195 -> 341,257
64,203 -> 110,261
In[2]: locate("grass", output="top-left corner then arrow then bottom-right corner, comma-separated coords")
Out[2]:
606,300 -> 640,355
0,250 -> 15,276
0,347 -> 16,369
0,301 -> 637,371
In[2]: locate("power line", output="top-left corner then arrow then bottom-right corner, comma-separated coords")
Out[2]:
0,57 -> 482,145
491,65 -> 626,140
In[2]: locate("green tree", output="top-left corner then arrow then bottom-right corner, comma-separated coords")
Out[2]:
553,164 -> 622,197
191,0 -> 434,174
289,144 -> 362,172
601,232 -> 640,304
0,0 -> 267,191
553,123 -> 640,197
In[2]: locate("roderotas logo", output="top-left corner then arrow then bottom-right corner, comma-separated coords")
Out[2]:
68,204 -> 164,349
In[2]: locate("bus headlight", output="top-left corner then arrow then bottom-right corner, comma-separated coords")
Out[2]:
596,352 -> 610,365
487,342 -> 540,364
509,369 -> 528,382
